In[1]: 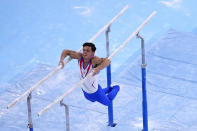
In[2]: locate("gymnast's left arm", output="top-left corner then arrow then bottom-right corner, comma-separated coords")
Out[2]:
92,57 -> 111,75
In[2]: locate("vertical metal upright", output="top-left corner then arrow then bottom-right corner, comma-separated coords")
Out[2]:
27,93 -> 33,131
137,33 -> 148,131
60,100 -> 70,131
106,26 -> 116,127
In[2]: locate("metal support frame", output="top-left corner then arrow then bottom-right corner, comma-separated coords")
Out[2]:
106,26 -> 117,127
136,33 -> 148,131
38,11 -> 156,117
60,100 -> 70,131
27,93 -> 33,131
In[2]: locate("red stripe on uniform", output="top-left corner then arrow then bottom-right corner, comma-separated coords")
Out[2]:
79,58 -> 92,78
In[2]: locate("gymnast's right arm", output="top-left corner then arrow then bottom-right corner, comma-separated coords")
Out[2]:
59,49 -> 82,68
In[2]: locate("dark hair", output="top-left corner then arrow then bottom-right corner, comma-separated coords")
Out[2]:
83,42 -> 96,52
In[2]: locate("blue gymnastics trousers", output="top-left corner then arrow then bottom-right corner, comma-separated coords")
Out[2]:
82,84 -> 120,106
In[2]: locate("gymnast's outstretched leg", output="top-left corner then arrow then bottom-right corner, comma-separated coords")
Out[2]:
96,84 -> 120,106
82,84 -> 120,106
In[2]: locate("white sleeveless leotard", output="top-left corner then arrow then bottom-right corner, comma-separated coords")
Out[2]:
78,57 -> 98,93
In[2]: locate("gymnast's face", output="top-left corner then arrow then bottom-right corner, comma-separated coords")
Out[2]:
83,46 -> 95,61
